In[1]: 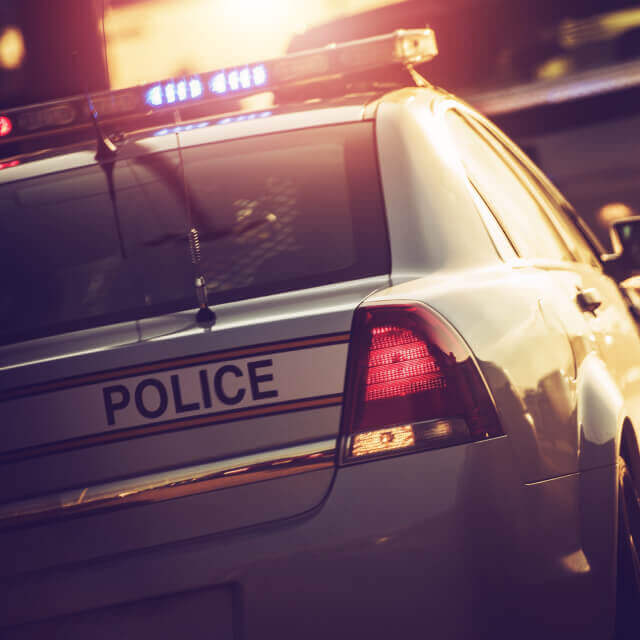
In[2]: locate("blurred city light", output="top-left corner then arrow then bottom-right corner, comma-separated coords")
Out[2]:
598,203 -> 636,230
0,26 -> 25,70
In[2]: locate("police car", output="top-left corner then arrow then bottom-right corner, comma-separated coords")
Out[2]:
1,29 -> 640,639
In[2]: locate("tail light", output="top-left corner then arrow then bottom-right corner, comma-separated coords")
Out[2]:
340,304 -> 502,463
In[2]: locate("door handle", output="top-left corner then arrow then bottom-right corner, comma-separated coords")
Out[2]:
576,288 -> 602,314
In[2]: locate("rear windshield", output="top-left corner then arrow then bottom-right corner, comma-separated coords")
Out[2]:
0,122 -> 389,345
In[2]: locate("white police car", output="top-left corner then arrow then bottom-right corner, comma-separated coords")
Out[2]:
1,29 -> 640,639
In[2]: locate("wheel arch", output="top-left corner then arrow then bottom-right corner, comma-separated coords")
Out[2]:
577,352 -> 623,471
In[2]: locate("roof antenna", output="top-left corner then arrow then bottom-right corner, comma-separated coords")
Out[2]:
87,95 -> 117,161
174,109 -> 216,327
71,41 -> 117,161
71,42 -> 125,257
86,94 -> 126,259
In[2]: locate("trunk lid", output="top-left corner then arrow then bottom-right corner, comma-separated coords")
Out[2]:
0,277 -> 387,574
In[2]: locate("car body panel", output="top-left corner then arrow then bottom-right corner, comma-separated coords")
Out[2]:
0,275 -> 388,521
373,91 -> 500,282
362,266 -> 580,482
0,437 -> 616,639
371,91 -> 640,483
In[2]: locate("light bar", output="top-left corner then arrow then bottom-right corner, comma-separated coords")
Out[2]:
0,28 -> 437,145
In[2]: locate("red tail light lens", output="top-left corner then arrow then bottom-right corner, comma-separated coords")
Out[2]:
365,325 -> 446,401
340,304 -> 502,462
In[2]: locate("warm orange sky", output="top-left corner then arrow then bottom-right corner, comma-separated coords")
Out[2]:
106,0 -> 403,89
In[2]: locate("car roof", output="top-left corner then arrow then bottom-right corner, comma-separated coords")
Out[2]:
0,90 -> 395,185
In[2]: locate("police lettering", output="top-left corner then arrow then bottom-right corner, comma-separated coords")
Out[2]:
102,359 -> 278,426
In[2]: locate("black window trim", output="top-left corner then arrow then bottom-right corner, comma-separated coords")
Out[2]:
456,108 -> 579,264
443,102 -> 574,263
490,130 -> 606,266
471,112 -> 605,270
439,104 -> 522,260
466,174 -> 519,260
460,104 -> 609,270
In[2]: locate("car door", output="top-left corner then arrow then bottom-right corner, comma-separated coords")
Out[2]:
496,138 -> 640,424
447,103 -> 640,467
443,104 -> 600,480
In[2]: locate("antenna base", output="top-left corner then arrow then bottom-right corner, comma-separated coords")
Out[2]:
196,306 -> 216,326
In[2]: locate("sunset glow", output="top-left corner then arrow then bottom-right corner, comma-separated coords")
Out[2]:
105,0 -> 403,89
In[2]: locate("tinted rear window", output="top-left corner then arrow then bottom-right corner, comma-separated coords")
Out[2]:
0,122 -> 389,345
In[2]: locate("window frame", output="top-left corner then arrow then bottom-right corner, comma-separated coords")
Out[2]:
466,110 -> 605,269
446,105 -> 579,264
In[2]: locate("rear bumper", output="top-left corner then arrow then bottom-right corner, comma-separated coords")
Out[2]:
1,436 -> 617,639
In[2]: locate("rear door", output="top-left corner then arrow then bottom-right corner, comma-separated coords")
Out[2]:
500,142 -> 640,406
447,104 -> 640,464
443,104 -> 595,480
0,121 -> 390,574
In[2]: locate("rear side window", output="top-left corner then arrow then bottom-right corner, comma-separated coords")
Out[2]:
445,110 -> 572,262
507,157 -> 602,268
0,122 -> 389,345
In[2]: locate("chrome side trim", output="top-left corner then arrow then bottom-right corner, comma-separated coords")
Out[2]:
0,440 -> 336,530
